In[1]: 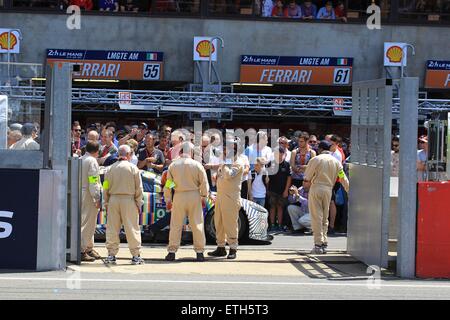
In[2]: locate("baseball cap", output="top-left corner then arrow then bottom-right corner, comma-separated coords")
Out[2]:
318,140 -> 331,151
139,122 -> 148,130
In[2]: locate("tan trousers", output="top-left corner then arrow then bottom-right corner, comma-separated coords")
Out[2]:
168,190 -> 205,253
106,195 -> 142,257
80,190 -> 98,253
308,185 -> 332,246
215,193 -> 241,249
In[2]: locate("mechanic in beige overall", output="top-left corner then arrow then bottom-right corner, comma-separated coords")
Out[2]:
208,138 -> 244,260
80,141 -> 102,262
103,144 -> 145,265
303,140 -> 349,255
164,142 -> 210,262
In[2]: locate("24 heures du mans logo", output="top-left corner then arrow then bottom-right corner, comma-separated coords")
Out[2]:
0,211 -> 14,239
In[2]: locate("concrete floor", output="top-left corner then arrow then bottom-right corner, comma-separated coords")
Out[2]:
1,233 -> 450,299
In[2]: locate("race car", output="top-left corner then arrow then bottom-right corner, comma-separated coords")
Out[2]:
95,170 -> 271,243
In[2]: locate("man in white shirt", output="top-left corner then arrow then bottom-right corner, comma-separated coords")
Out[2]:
248,157 -> 268,207
9,123 -> 40,151
245,131 -> 273,169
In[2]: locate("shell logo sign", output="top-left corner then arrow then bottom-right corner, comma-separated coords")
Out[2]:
193,37 -> 218,62
386,46 -> 403,63
0,29 -> 21,53
0,32 -> 17,50
384,42 -> 406,67
196,40 -> 215,58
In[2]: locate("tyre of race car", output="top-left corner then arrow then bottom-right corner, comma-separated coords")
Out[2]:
204,209 -> 249,242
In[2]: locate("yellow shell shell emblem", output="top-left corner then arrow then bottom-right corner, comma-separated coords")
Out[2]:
196,40 -> 215,58
0,32 -> 18,50
386,46 -> 403,63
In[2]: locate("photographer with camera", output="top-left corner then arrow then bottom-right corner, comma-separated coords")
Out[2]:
287,182 -> 311,234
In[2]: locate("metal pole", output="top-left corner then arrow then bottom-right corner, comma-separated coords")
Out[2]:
6,29 -> 22,84
400,43 -> 415,78
208,37 -> 224,86
7,31 -> 10,80
397,77 -> 419,278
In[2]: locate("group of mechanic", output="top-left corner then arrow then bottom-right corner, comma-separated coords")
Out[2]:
79,134 -> 349,265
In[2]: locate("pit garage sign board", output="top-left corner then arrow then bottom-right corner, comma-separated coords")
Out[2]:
425,60 -> 450,89
46,49 -> 164,81
239,55 -> 353,86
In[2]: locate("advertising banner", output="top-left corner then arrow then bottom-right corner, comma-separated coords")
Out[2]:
46,49 -> 164,81
425,60 -> 450,89
0,169 -> 40,270
239,55 -> 353,86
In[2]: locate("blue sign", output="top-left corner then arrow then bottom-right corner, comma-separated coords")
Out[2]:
241,55 -> 353,67
46,49 -> 164,62
427,60 -> 450,70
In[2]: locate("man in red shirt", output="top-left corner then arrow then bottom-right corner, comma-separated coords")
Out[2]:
70,0 -> 94,10
334,1 -> 347,22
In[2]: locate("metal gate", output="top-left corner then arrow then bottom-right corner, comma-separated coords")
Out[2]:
348,77 -> 419,277
347,79 -> 393,269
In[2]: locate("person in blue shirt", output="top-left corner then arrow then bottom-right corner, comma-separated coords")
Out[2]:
300,0 -> 317,20
317,1 -> 336,19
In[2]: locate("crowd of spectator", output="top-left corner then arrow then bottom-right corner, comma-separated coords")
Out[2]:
67,121 -> 352,234
264,0 -> 347,21
6,0 -> 350,18
4,0 -> 450,22
6,117 -> 434,235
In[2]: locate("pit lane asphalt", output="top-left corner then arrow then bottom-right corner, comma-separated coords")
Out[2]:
1,234 -> 449,300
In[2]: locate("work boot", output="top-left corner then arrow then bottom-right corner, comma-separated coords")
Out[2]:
87,249 -> 102,260
227,249 -> 237,260
165,252 -> 176,261
207,247 -> 227,257
131,256 -> 145,265
81,252 -> 95,262
196,253 -> 205,262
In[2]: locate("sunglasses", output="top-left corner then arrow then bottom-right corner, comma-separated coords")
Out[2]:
393,144 -> 399,147
73,129 -> 82,132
